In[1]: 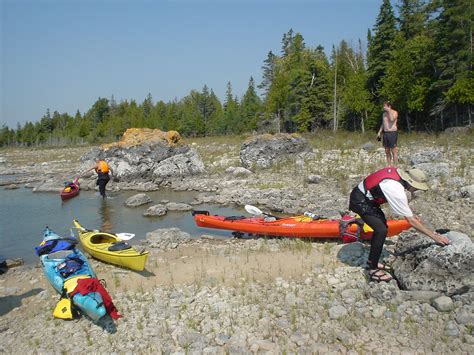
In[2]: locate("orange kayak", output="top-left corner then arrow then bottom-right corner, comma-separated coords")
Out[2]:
192,211 -> 411,239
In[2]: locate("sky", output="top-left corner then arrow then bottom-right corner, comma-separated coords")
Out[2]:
1,0 -> 382,127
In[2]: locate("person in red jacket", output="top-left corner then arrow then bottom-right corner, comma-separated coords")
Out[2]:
349,167 -> 450,282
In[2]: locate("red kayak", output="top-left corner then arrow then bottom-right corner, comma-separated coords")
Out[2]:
192,210 -> 412,240
61,178 -> 80,200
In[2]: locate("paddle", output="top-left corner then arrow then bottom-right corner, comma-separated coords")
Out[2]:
244,205 -> 277,218
244,204 -> 265,216
116,233 -> 135,241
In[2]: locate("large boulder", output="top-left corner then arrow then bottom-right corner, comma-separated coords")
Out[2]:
80,128 -> 205,182
393,231 -> 474,294
409,148 -> 443,165
412,162 -> 450,178
240,133 -> 311,170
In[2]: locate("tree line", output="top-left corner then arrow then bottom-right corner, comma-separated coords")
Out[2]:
1,0 -> 472,146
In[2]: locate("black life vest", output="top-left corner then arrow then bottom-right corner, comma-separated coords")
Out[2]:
363,167 -> 402,205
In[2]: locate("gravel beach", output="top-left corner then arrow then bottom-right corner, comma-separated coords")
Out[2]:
0,132 -> 473,353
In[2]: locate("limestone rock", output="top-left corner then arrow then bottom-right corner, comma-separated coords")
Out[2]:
165,202 -> 192,211
5,258 -> 24,268
240,133 -> 310,170
444,321 -> 460,337
393,231 -> 474,293
143,204 -> 167,217
103,128 -> 182,148
152,149 -> 205,180
455,305 -> 474,326
80,129 -> 205,182
32,179 -> 64,192
432,296 -> 454,312
362,142 -> 376,151
460,185 -> 474,198
143,228 -> 192,249
125,193 -> 152,207
412,162 -> 449,178
306,175 -> 322,184
232,167 -> 253,176
328,305 -> 348,319
409,149 -> 443,165
4,184 -> 18,190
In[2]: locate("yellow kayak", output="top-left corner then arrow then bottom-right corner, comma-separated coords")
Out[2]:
72,220 -> 149,271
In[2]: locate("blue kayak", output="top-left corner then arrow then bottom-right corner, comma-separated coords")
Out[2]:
38,228 -> 107,322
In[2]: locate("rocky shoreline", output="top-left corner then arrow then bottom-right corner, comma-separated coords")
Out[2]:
0,233 -> 473,353
0,131 -> 473,353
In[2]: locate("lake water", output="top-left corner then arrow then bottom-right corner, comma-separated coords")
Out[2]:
0,183 -> 245,264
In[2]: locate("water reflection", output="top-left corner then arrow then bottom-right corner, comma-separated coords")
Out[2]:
99,200 -> 113,233
0,187 -> 245,264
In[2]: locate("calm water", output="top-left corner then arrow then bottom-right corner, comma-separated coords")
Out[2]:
0,184 -> 245,264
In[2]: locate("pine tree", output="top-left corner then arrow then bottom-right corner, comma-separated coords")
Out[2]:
398,0 -> 428,40
431,0 -> 473,125
223,82 -> 241,134
367,0 -> 398,97
142,93 -> 153,119
258,51 -> 277,97
240,77 -> 262,131
281,28 -> 295,57
381,32 -> 434,130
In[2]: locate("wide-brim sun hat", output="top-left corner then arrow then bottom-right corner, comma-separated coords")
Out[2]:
397,168 -> 429,191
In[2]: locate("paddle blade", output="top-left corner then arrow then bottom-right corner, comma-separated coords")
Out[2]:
244,205 -> 263,216
116,233 -> 135,241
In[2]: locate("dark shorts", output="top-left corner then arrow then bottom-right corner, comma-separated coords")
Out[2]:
382,131 -> 398,148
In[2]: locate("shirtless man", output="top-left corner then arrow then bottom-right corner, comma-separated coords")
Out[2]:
377,101 -> 399,167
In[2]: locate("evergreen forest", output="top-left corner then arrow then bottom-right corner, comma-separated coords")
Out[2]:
1,0 -> 472,146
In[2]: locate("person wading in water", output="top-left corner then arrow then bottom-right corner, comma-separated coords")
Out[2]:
377,101 -> 399,167
81,159 -> 115,199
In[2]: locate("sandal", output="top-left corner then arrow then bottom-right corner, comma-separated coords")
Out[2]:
367,261 -> 392,272
377,263 -> 392,271
368,269 -> 393,282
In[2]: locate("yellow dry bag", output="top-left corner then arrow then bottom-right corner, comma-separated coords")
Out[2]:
53,297 -> 73,320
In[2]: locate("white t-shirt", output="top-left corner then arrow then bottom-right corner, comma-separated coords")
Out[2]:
358,179 -> 413,217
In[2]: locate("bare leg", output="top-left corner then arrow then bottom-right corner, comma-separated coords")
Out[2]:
392,147 -> 398,167
384,148 -> 392,166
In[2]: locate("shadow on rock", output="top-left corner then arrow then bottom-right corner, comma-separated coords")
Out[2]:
336,242 -> 392,268
96,315 -> 118,334
137,269 -> 155,277
0,288 -> 43,316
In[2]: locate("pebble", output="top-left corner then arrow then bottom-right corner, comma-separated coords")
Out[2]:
432,296 -> 454,312
328,305 -> 348,319
444,321 -> 460,337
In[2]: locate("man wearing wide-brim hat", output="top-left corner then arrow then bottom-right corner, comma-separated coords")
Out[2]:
349,167 -> 450,282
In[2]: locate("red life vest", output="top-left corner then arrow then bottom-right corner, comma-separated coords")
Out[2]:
363,167 -> 402,205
